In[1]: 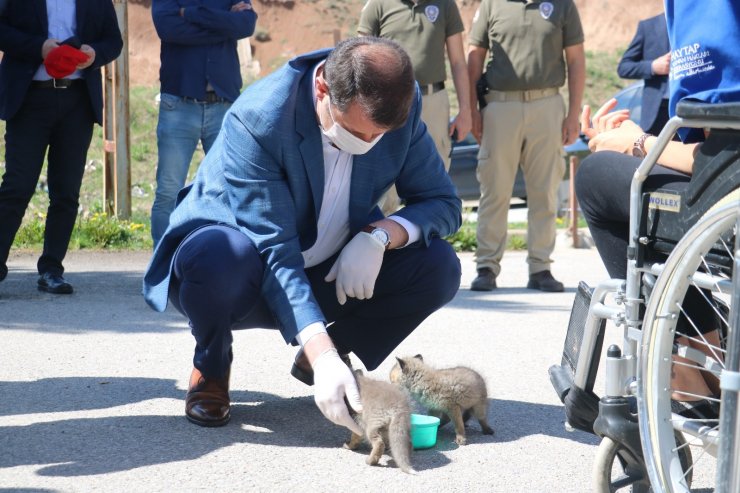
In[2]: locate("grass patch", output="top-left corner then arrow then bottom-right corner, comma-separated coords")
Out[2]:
446,216 -> 589,252
445,224 -> 529,252
14,210 -> 151,250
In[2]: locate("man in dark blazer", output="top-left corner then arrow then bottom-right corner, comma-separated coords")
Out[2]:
617,13 -> 671,136
0,0 -> 123,293
144,37 -> 462,430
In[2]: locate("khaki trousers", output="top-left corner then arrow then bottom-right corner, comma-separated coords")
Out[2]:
475,93 -> 564,276
379,89 -> 451,215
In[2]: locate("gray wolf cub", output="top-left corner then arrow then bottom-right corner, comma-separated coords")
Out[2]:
344,370 -> 416,474
390,354 -> 494,445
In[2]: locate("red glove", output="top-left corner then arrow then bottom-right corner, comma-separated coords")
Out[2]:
44,45 -> 90,79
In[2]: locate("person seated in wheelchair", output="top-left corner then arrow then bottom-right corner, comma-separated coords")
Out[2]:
573,1 -> 740,421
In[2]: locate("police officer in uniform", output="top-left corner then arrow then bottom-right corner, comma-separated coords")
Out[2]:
359,0 -> 471,213
466,0 -> 585,292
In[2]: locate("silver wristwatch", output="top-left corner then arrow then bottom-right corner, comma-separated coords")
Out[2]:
362,225 -> 391,250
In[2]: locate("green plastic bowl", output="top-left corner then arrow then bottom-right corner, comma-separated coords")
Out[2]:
410,413 -> 440,449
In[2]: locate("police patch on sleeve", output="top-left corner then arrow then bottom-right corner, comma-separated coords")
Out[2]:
425,5 -> 439,23
539,2 -> 554,19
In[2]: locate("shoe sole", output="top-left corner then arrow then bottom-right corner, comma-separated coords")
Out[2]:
470,282 -> 496,291
37,285 -> 74,294
290,362 -> 314,386
186,412 -> 231,427
470,285 -> 496,291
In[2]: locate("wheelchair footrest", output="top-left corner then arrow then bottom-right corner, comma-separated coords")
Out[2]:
550,281 -> 607,434
548,364 -> 572,403
562,281 -> 606,392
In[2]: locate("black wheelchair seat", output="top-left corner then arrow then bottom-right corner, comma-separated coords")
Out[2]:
638,128 -> 740,269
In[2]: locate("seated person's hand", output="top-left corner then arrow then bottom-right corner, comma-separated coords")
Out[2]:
325,230 -> 385,305
312,348 -> 364,435
581,97 -> 644,154
586,119 -> 644,154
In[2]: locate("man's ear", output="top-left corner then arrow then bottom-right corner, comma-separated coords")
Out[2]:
315,69 -> 329,100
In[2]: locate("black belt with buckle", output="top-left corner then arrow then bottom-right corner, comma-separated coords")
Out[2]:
185,92 -> 228,104
31,79 -> 83,89
418,81 -> 445,95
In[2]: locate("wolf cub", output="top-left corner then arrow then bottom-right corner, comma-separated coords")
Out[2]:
344,370 -> 416,474
390,355 -> 494,446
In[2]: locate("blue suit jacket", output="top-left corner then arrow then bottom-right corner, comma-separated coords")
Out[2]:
143,48 -> 462,343
0,0 -> 123,123
617,14 -> 670,132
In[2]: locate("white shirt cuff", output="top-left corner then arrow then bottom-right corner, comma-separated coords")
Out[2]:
388,215 -> 421,247
296,321 -> 327,347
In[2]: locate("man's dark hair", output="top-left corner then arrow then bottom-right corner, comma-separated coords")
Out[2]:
323,37 -> 415,130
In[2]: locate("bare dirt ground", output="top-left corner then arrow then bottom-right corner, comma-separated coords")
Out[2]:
128,0 -> 665,87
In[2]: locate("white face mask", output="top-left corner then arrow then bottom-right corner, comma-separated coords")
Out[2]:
321,99 -> 384,155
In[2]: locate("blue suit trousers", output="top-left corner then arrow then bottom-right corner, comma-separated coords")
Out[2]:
168,225 -> 462,378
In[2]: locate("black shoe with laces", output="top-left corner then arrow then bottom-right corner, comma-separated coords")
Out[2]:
527,270 -> 564,292
37,272 -> 73,294
471,268 -> 497,291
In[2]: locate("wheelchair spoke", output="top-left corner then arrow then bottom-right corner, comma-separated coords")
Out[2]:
638,202 -> 739,492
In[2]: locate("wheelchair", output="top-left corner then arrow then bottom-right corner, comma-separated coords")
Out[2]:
549,101 -> 740,492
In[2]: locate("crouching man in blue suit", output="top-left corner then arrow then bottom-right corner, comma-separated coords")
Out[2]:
143,37 -> 462,432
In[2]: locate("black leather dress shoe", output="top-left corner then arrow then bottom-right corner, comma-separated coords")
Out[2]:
290,348 -> 352,386
37,272 -> 74,294
186,368 -> 231,427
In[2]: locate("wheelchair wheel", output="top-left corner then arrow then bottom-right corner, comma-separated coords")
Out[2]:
638,203 -> 737,491
593,437 -> 651,492
593,432 -> 691,493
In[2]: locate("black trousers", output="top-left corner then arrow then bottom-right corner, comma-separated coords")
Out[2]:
168,225 -> 462,378
0,82 -> 95,275
575,151 -> 718,335
575,151 -> 691,278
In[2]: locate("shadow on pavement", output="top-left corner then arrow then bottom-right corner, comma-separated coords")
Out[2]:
0,380 -> 585,477
433,398 -> 597,447
0,376 -> 454,477
451,288 -> 579,313
0,377 -> 182,416
0,270 -> 183,334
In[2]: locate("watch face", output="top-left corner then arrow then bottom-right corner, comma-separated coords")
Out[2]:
632,147 -> 645,158
372,229 -> 390,246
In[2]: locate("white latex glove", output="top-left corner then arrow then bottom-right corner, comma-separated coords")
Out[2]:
324,231 -> 384,305
312,348 -> 364,435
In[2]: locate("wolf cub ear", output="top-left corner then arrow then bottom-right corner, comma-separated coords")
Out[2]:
395,357 -> 406,370
354,368 -> 364,376
413,354 -> 424,362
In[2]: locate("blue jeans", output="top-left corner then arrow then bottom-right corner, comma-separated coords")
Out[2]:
150,93 -> 230,246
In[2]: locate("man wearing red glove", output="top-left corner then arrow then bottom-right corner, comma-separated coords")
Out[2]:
0,1 -> 123,293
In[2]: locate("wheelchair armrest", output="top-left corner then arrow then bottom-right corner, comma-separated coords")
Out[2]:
676,101 -> 740,121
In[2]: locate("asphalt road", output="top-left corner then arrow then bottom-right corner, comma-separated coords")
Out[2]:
1,237 -> 617,493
